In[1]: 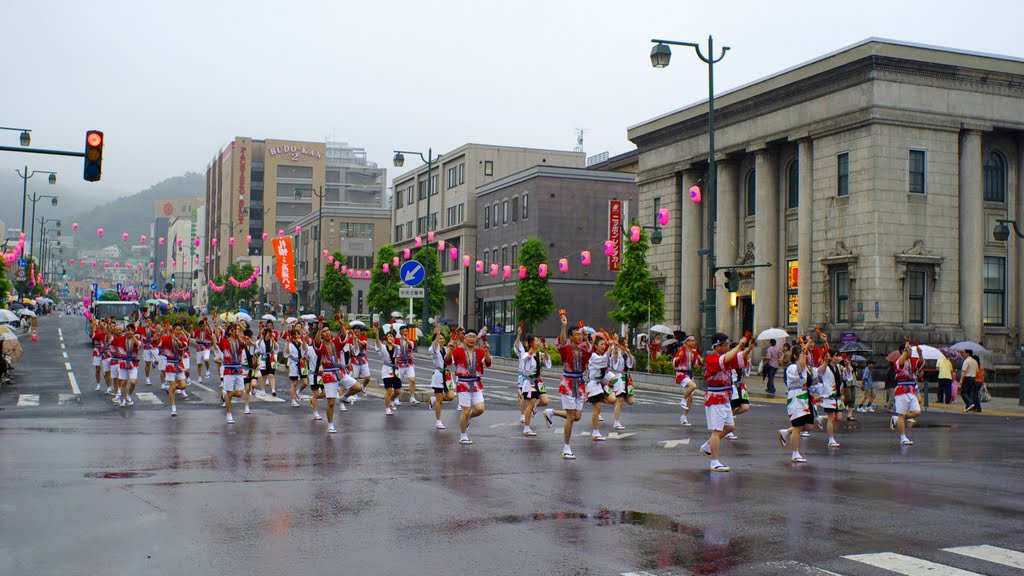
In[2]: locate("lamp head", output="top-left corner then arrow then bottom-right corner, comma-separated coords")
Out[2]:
650,43 -> 672,68
48,173 -> 56,185
20,131 -> 30,146
651,227 -> 663,245
993,222 -> 1010,242
293,189 -> 302,200
50,197 -> 58,207
392,152 -> 405,168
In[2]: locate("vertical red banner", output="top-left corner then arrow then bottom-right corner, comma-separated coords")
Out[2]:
608,200 -> 622,271
272,237 -> 296,293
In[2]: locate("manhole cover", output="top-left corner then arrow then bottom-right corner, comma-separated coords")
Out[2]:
84,471 -> 155,479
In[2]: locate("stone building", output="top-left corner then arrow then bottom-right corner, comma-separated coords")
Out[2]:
628,38 -> 1022,363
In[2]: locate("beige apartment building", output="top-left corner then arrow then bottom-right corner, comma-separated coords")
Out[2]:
204,138 -> 387,309
628,38 -> 1023,363
391,144 -> 584,327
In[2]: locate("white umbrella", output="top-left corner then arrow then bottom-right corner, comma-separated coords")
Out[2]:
261,314 -> 277,322
236,312 -> 253,323
757,328 -> 789,341
349,320 -> 368,329
950,341 -> 988,355
661,338 -> 678,347
910,344 -> 945,361
17,309 -> 36,318
285,317 -> 298,325
649,324 -> 674,335
0,310 -> 18,323
300,314 -> 317,322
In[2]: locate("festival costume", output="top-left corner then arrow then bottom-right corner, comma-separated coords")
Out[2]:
451,345 -> 487,408
784,364 -> 813,427
91,330 -> 106,367
159,335 -> 186,382
348,335 -> 371,379
193,328 -> 213,363
703,352 -> 746,431
430,343 -> 454,393
894,357 -> 921,415
612,353 -> 635,397
557,338 -> 592,411
674,348 -> 700,387
219,337 -> 246,392
111,334 -> 140,381
396,340 -> 416,380
373,342 -> 402,389
518,348 -> 551,399
314,337 -> 356,399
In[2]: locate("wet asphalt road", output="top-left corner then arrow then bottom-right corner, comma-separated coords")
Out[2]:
2,317 -> 1023,576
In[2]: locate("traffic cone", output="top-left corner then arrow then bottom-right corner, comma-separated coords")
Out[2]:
31,329 -> 37,342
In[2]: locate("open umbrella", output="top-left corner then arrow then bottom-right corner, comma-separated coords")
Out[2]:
649,324 -> 674,335
17,309 -> 36,318
0,325 -> 19,341
218,312 -> 237,323
0,310 -> 18,323
838,341 -> 871,353
757,328 -> 789,341
261,314 -> 277,322
236,312 -> 253,323
911,345 -> 945,361
349,320 -> 368,330
3,339 -> 24,363
661,338 -> 678,347
146,299 -> 159,305
300,314 -> 317,323
950,341 -> 988,355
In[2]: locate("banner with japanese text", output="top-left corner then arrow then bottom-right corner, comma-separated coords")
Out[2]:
272,237 -> 297,293
608,200 -> 622,271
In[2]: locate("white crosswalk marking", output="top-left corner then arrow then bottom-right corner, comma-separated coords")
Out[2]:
843,552 -> 983,575
944,545 -> 1024,570
252,392 -> 284,403
17,394 -> 39,407
135,392 -> 164,405
58,393 -> 79,405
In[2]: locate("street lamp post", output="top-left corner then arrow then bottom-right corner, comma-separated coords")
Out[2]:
38,218 -> 61,284
393,148 -> 439,334
16,166 -> 57,234
294,187 -> 326,314
253,207 -> 271,316
28,194 -> 59,259
991,218 -> 1024,406
650,35 -> 730,349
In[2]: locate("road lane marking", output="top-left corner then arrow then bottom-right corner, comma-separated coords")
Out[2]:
17,394 -> 40,407
842,552 -> 983,575
659,439 -> 692,448
253,392 -> 285,402
62,352 -> 68,358
190,381 -> 215,393
58,393 -> 80,405
67,370 -> 80,395
135,392 -> 164,405
943,545 -> 1024,569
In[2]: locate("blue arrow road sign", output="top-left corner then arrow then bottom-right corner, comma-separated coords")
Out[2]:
151,283 -> 158,290
17,258 -> 26,268
400,261 -> 425,287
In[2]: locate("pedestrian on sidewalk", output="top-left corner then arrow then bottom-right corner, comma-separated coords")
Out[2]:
857,360 -> 876,412
959,350 -> 980,413
763,339 -> 781,395
936,353 -> 954,404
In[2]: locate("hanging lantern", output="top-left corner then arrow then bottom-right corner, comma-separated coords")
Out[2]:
122,232 -> 129,241
658,207 -> 671,226
403,248 -> 411,259
427,231 -> 435,242
604,240 -> 616,256
462,255 -> 471,268
247,235 -> 252,245
629,226 -> 641,243
502,265 -> 512,279
341,265 -> 347,273
97,228 -> 104,237
295,226 -> 302,235
689,185 -> 701,203
382,263 -> 390,273
195,238 -> 201,247
262,232 -> 268,241
140,235 -> 148,244
415,236 -> 422,248
475,260 -> 484,273
229,237 -> 235,246
518,266 -> 527,279
539,263 -> 548,278
581,251 -> 592,266
558,258 -> 569,273
72,223 -> 79,232
490,264 -> 499,276
437,239 -> 445,251
69,258 -> 75,265
278,230 -> 284,237
327,255 -> 335,264
211,238 -> 218,247
449,247 -> 458,260
392,256 -> 400,266
333,261 -> 340,269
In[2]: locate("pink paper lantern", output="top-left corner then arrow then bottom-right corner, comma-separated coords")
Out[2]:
97,228 -> 104,237
658,207 -> 670,226
502,265 -> 512,279
403,249 -> 411,259
604,240 -> 616,257
295,226 -> 302,235
327,255 -> 335,264
82,261 -> 87,267
229,237 -> 235,246
246,235 -> 252,244
126,263 -> 132,269
114,262 -> 120,268
333,261 -> 340,269
392,256 -> 399,266
149,262 -> 154,268
204,256 -> 209,263
121,232 -> 128,241
449,247 -> 458,260
211,238 -> 218,247
539,263 -> 548,278
347,269 -> 354,278
72,223 -> 79,232
490,264 -> 499,276
558,258 -> 569,273
104,262 -> 109,268
518,266 -> 527,279
140,235 -> 147,244
382,263 -> 390,273
630,226 -> 641,243
462,255 -> 471,268
341,265 -> 348,273
322,249 -> 329,257
69,258 -> 75,264
415,236 -> 422,248
437,239 -> 445,251
171,260 -> 176,267
278,230 -> 284,237
160,261 -> 165,267
262,232 -> 268,241
427,231 -> 435,242
175,238 -> 181,247
689,185 -> 701,203
195,238 -> 201,247
475,260 -> 484,273
581,251 -> 592,266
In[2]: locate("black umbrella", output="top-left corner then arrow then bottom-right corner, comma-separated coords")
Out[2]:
839,341 -> 871,353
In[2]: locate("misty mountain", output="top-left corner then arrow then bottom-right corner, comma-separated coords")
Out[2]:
69,173 -> 203,252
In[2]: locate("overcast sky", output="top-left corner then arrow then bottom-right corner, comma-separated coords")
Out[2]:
3,0 -> 1023,212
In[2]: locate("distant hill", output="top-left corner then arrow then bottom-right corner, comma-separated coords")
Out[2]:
70,172 -> 203,251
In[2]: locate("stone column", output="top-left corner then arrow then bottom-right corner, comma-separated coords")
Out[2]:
753,148 -> 779,335
797,139 -> 813,334
959,130 -> 983,342
680,170 -> 702,334
715,160 -> 739,335
1017,137 -> 1024,341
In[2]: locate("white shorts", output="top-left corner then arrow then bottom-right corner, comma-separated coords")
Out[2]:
381,365 -> 397,380
323,375 -> 356,398
223,374 -> 246,392
561,393 -> 585,411
158,356 -> 167,371
705,403 -> 735,431
895,393 -> 921,415
144,348 -> 156,363
458,391 -> 484,408
92,355 -> 101,367
198,349 -> 211,362
350,363 -> 370,379
398,366 -> 416,380
182,357 -> 190,370
118,366 -> 139,381
164,370 -> 186,381
101,358 -> 112,373
288,361 -> 300,379
585,380 -> 608,399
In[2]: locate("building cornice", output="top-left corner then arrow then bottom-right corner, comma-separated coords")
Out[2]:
476,165 -> 635,198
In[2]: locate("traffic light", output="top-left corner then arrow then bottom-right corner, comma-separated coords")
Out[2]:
724,270 -> 739,292
83,130 -> 103,182
170,273 -> 176,284
61,268 -> 67,279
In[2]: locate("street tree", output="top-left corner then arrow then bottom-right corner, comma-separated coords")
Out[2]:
367,245 -> 402,319
320,250 -> 353,314
513,237 -> 555,333
207,262 -> 258,310
413,247 -> 445,319
606,222 -> 665,342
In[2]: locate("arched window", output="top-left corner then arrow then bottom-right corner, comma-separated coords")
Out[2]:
984,151 -> 1006,203
745,170 -> 756,216
787,160 -> 799,209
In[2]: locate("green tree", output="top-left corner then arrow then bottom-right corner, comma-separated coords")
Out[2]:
207,262 -> 258,310
0,260 -> 13,306
513,237 -> 555,332
606,222 -> 665,340
99,290 -> 121,302
13,257 -> 42,298
321,250 -> 353,314
367,245 -> 402,319
413,247 -> 445,319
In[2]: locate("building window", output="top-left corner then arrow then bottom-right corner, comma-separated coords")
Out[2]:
654,196 -> 661,222
431,175 -> 438,196
493,203 -> 499,227
787,260 -> 798,325
483,250 -> 489,266
787,160 -> 799,209
429,212 -> 437,231
458,163 -> 465,185
458,203 -> 464,224
406,221 -> 412,238
907,270 -> 926,324
501,246 -> 508,268
512,196 -> 518,222
418,180 -> 428,200
447,166 -> 457,189
417,216 -> 428,235
984,151 -> 1006,203
834,267 -> 849,323
394,224 -> 403,241
522,193 -> 529,219
484,205 -> 490,229
357,289 -> 363,314
396,189 -> 403,208
983,256 -> 1005,326
502,200 -> 509,224
407,186 -> 414,205
837,152 -> 850,197
909,149 -> 926,194
511,244 -> 518,267
745,170 -> 756,216
484,161 -> 493,176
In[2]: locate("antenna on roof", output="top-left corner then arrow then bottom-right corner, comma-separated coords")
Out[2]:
574,129 -> 587,153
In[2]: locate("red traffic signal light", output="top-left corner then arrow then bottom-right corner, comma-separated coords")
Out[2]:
83,130 -> 103,182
